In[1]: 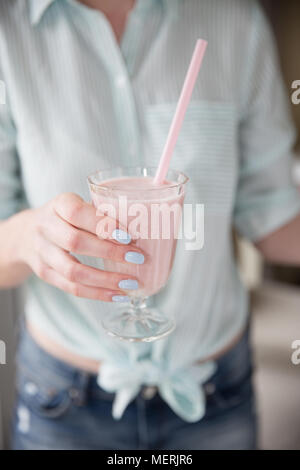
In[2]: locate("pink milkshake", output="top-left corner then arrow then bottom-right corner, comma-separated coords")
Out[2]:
86,40 -> 205,340
90,175 -> 185,297
88,166 -> 188,342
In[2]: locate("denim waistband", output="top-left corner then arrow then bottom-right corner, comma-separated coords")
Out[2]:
15,318 -> 252,401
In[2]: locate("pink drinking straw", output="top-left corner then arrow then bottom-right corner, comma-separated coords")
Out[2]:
154,39 -> 208,185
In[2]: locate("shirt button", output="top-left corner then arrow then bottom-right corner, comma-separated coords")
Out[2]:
141,386 -> 157,400
115,75 -> 127,88
129,144 -> 136,156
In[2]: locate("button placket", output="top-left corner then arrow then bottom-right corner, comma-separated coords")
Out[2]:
68,4 -> 142,166
111,64 -> 141,166
94,10 -> 142,167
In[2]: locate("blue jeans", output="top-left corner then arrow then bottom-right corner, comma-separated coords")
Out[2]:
11,324 -> 257,450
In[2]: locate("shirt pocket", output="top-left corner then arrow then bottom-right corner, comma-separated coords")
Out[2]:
144,100 -> 239,211
15,364 -> 73,420
204,327 -> 255,416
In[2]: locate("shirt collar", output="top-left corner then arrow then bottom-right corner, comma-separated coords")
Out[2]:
29,0 -> 56,25
28,0 -> 180,25
136,0 -> 180,18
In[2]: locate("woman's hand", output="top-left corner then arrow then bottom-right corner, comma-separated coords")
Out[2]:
15,192 -> 143,301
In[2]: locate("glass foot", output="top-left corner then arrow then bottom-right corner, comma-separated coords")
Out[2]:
102,301 -> 175,342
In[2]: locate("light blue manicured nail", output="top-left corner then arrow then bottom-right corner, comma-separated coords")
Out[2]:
112,295 -> 130,303
125,251 -> 145,265
112,229 -> 131,245
118,279 -> 139,290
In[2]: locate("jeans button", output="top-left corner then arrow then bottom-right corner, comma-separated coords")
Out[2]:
69,388 -> 80,399
69,387 -> 85,405
141,386 -> 157,400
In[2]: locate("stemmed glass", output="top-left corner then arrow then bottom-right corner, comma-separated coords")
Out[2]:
88,166 -> 188,342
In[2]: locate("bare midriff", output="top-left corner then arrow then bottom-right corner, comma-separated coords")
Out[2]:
27,319 -> 246,375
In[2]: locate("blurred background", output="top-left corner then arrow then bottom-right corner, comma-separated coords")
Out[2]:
237,0 -> 300,450
1,0 -> 300,450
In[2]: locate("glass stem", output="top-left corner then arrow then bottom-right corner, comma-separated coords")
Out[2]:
130,297 -> 147,312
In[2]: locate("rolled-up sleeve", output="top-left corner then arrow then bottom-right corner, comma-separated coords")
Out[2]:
233,2 -> 300,242
0,69 -> 25,220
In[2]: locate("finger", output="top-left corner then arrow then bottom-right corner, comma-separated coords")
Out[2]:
95,216 -> 132,245
37,235 -> 140,290
42,213 -> 145,264
53,192 -> 99,235
34,260 -> 127,302
53,192 -> 133,246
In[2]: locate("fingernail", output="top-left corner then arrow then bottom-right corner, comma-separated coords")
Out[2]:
112,229 -> 131,245
118,279 -> 139,290
112,295 -> 130,303
125,251 -> 145,265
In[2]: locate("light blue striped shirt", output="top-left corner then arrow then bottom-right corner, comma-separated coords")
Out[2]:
1,0 -> 300,422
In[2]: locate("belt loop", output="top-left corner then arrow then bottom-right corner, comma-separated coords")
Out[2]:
69,371 -> 91,406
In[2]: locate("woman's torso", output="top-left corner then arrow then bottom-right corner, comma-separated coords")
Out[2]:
0,0 -> 250,369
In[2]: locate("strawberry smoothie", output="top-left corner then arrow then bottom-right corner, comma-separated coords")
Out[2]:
90,176 -> 185,298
